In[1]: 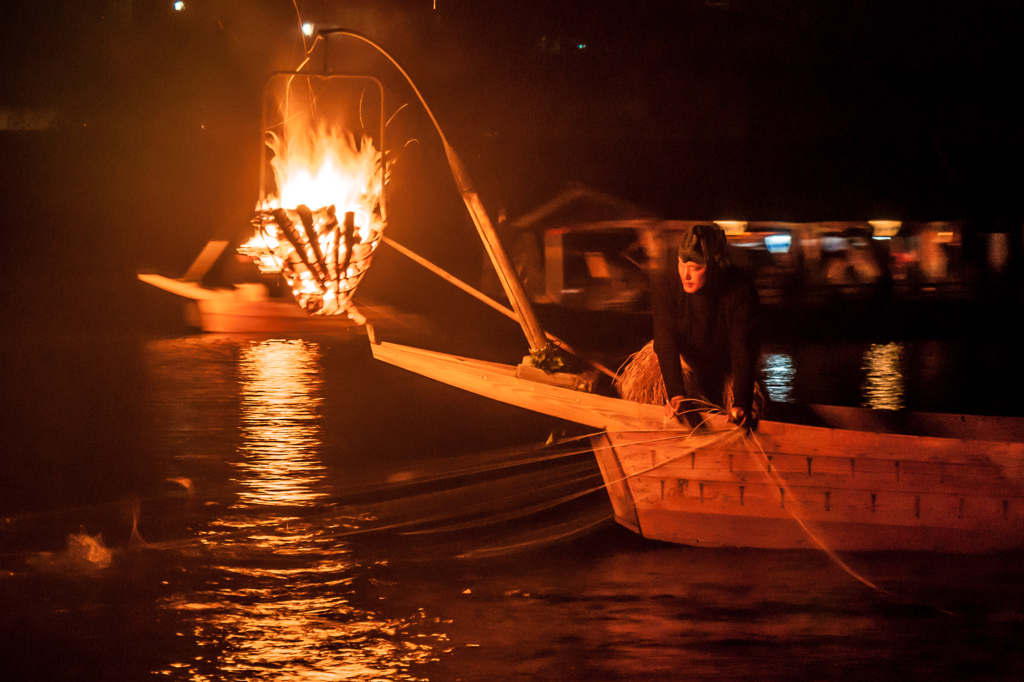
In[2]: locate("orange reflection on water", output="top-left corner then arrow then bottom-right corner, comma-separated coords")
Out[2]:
158,339 -> 444,680
862,342 -> 904,410
163,582 -> 441,681
235,339 -> 327,508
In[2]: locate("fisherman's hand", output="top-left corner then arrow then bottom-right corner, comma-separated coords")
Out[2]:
664,395 -> 685,420
728,406 -> 757,430
666,396 -> 699,428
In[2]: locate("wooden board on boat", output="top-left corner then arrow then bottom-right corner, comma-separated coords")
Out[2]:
371,339 -> 694,432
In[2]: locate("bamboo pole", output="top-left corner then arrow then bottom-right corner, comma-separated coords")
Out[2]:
316,29 -> 549,353
383,236 -> 616,380
442,146 -> 549,352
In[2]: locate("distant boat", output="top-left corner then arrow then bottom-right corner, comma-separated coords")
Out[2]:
139,241 -> 419,334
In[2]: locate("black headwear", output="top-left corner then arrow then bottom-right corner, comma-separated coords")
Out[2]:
678,224 -> 729,269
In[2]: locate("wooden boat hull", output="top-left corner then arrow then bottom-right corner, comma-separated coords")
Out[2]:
371,339 -> 1024,552
139,274 -> 361,333
139,273 -> 423,335
189,297 -> 361,334
592,427 -> 1024,553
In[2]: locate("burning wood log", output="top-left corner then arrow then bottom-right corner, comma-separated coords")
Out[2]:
341,211 -> 358,277
295,204 -> 327,283
237,124 -> 386,317
270,208 -> 326,292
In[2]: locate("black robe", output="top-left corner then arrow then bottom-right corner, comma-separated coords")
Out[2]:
652,262 -> 761,413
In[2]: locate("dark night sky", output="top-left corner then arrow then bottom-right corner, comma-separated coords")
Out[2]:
0,1 -> 1021,331
3,0 -> 1020,218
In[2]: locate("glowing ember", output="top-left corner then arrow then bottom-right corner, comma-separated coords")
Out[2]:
239,120 -> 386,317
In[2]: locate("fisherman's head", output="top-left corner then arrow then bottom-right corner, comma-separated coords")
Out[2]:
677,224 -> 728,294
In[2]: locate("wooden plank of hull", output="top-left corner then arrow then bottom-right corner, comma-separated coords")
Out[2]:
141,275 -> 423,334
140,272 -> 360,331
605,432 -> 1024,495
137,273 -> 224,301
591,433 -> 640,534
195,299 -> 360,333
371,340 -> 1024,551
599,450 -> 1024,551
371,340 -> 702,432
609,434 -> 1024,551
634,509 -> 1022,552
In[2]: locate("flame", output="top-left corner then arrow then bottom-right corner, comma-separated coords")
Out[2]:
239,115 -> 386,317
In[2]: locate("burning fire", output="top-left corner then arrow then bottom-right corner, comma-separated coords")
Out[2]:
239,119 -> 386,317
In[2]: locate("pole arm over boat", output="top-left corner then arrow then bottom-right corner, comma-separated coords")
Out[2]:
317,29 -> 549,353
440,147 -> 549,352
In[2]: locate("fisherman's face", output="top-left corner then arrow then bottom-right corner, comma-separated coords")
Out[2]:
678,259 -> 707,293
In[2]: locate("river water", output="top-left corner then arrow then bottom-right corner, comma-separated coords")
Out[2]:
2,328 -> 1024,681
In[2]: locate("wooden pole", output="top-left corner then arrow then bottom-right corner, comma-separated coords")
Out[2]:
383,236 -> 513,319
311,30 -> 549,352
442,145 -> 549,352
383,236 -> 616,380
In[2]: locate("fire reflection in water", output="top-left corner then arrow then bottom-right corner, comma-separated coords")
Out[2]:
159,339 -> 442,681
862,342 -> 905,410
235,339 -> 327,508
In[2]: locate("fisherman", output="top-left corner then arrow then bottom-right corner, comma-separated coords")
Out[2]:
615,223 -> 763,429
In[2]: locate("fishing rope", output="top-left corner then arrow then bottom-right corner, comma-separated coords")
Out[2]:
436,420 -> 746,558
330,424 -> 731,498
178,459 -> 604,545
572,410 -> 960,616
395,470 -> 607,535
182,463 -> 598,547
395,425 -> 747,539
361,426 -> 749,540
352,455 -> 600,520
603,407 -> 896,596
593,427 -> 747,506
43,422 -> 704,555
738,428 -> 894,595
0,435 -> 616,561
455,512 -> 614,560
0,409 -> 969,616
741,428 -> 960,617
0,437 -> 592,529
364,419 -> 741,540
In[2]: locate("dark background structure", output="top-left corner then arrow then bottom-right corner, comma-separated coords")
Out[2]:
1,1 -> 1021,333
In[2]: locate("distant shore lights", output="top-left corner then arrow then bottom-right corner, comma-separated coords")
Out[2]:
869,220 -> 901,240
714,221 -> 747,235
764,234 -> 792,253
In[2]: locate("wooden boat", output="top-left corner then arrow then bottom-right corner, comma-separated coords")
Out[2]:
371,335 -> 1024,552
365,147 -> 1024,553
139,241 -> 422,334
139,274 -> 361,333
313,31 -> 1024,552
